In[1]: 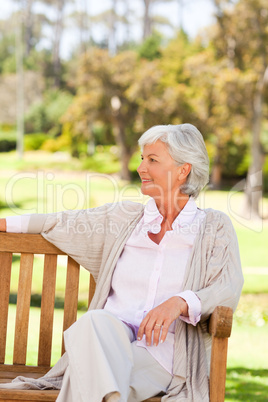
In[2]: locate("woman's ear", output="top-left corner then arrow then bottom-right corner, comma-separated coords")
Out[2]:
178,163 -> 192,181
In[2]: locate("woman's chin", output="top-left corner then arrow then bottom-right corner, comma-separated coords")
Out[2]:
140,184 -> 153,196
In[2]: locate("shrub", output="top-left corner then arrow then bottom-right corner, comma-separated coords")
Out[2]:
24,133 -> 49,151
0,130 -> 16,152
25,90 -> 73,135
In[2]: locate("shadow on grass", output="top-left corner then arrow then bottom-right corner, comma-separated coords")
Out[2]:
226,367 -> 268,401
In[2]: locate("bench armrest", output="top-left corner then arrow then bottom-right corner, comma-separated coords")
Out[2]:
208,305 -> 233,338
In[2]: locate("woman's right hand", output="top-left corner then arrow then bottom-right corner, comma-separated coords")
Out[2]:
0,218 -> 7,232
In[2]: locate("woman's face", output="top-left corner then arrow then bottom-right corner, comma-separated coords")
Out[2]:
137,140 -> 186,200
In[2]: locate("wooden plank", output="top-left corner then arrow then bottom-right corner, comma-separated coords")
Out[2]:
13,254 -> 34,365
38,255 -> 57,367
208,306 -> 233,338
209,337 -> 228,402
88,274 -> 96,307
0,233 -> 65,256
61,257 -> 80,355
0,253 -> 13,364
0,364 -> 49,376
0,389 -> 58,401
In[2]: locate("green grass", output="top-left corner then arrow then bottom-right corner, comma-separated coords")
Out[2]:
224,294 -> 268,401
235,227 -> 268,268
226,323 -> 268,402
242,273 -> 268,294
225,367 -> 268,402
9,255 -> 91,309
5,305 -> 85,366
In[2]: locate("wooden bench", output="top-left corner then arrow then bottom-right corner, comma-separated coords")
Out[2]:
0,232 -> 233,402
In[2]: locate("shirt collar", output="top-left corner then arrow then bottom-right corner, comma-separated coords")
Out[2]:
143,197 -> 198,230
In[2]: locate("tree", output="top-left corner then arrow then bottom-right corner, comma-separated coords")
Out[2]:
68,6 -> 92,55
62,38 -> 195,180
10,0 -> 50,58
142,0 -> 174,39
62,49 -> 140,180
211,0 -> 268,216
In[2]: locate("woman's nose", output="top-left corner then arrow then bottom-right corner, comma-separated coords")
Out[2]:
137,160 -> 147,174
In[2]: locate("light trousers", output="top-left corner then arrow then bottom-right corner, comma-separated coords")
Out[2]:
56,310 -> 172,402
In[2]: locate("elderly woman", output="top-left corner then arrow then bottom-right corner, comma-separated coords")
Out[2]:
0,124 -> 243,401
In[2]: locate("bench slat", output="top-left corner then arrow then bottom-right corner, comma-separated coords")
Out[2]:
0,253 -> 13,364
0,233 -> 65,255
88,275 -> 96,308
61,257 -> 80,355
38,255 -> 57,367
0,364 -> 50,376
0,388 -> 59,401
13,254 -> 34,365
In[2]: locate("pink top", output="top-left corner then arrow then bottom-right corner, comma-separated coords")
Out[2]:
104,197 -> 205,374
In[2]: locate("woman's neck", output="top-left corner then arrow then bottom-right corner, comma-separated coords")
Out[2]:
154,193 -> 189,223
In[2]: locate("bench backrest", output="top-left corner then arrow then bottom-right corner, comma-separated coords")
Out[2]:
0,232 -> 96,369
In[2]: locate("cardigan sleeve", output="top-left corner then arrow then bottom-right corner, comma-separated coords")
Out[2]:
195,213 -> 244,321
6,213 -> 61,234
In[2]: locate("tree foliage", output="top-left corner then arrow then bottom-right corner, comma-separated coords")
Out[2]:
0,0 -> 268,208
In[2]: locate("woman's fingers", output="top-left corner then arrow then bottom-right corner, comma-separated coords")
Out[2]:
137,314 -> 171,346
159,324 -> 169,345
152,323 -> 162,346
137,315 -> 150,343
137,297 -> 186,346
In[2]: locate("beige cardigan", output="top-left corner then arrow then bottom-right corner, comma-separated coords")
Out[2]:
25,201 -> 244,400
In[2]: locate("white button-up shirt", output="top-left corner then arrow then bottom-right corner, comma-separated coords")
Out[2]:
104,197 -> 205,374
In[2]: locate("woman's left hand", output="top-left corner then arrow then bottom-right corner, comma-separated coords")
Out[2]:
137,296 -> 188,347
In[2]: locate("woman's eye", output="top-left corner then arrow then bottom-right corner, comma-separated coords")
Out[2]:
150,158 -> 156,162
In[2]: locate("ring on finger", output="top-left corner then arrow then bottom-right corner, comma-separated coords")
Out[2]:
155,323 -> 162,327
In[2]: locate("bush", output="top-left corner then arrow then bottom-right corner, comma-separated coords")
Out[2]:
0,138 -> 16,152
25,90 -> 74,135
24,133 -> 49,151
25,103 -> 48,133
82,145 -> 120,174
0,130 -> 16,152
41,134 -> 70,153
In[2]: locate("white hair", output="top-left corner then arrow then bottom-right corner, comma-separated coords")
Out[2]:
138,123 -> 209,198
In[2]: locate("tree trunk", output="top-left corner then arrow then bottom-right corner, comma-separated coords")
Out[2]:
16,8 -> 24,159
124,0 -> 131,43
120,146 -> 132,181
210,139 -> 223,190
24,0 -> 34,56
53,0 -> 65,87
244,67 -> 268,218
211,162 -> 222,190
79,0 -> 90,54
114,121 -> 131,181
143,0 -> 152,39
108,0 -> 117,56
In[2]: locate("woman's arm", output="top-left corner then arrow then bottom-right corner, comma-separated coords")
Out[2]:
0,215 -> 48,234
195,213 -> 244,321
